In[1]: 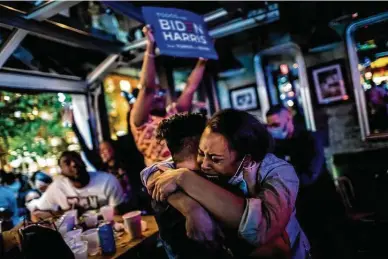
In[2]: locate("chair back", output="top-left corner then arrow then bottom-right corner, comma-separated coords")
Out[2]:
334,176 -> 355,212
0,207 -> 14,232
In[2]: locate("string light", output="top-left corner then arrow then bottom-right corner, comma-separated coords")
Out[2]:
39,111 -> 53,121
14,111 -> 21,118
287,100 -> 295,107
58,93 -> 66,103
119,80 -> 131,92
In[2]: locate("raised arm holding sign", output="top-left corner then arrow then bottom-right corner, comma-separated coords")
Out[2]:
130,24 -> 208,166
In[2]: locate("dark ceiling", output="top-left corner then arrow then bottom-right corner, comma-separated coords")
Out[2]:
0,1 -> 387,79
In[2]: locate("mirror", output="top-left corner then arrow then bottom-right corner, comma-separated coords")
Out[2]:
347,13 -> 388,140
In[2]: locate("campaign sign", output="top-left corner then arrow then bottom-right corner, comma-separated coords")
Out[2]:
142,7 -> 218,60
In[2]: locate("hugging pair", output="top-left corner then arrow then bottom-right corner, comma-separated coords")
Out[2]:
141,109 -> 311,259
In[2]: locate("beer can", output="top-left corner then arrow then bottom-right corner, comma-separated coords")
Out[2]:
98,221 -> 116,255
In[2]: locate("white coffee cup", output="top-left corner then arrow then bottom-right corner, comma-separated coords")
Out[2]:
100,205 -> 114,222
81,228 -> 100,256
122,211 -> 142,240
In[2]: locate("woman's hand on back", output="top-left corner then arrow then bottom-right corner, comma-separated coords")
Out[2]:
185,205 -> 224,249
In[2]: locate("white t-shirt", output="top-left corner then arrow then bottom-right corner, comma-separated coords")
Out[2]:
30,171 -> 125,211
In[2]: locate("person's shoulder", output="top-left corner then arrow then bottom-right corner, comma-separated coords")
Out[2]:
158,158 -> 175,168
0,186 -> 15,197
50,174 -> 67,186
93,171 -> 118,183
91,171 -> 109,178
143,159 -> 175,172
260,154 -> 299,182
263,153 -> 291,165
301,130 -> 325,147
261,153 -> 295,173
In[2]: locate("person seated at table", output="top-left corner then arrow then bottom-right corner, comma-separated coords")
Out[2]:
27,151 -> 127,220
142,113 -> 234,259
143,109 -> 311,259
70,111 -> 142,204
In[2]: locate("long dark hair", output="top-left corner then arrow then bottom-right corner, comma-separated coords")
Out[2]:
207,109 -> 274,162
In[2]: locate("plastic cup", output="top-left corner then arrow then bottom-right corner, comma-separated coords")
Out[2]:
64,209 -> 78,228
64,236 -> 75,248
100,206 -> 114,222
58,222 -> 69,237
71,241 -> 88,259
81,228 -> 100,256
55,215 -> 70,236
64,229 -> 83,243
83,212 -> 98,228
122,211 -> 142,240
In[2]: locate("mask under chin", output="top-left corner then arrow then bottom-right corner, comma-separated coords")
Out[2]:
196,171 -> 244,195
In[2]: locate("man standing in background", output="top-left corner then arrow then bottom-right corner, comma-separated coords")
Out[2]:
130,25 -> 207,166
266,105 -> 346,259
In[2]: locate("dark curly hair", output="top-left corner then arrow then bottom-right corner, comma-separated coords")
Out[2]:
156,113 -> 207,163
266,104 -> 287,117
207,109 -> 274,162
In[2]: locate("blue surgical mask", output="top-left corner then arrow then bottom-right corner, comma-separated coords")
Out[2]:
198,169 -> 248,196
268,126 -> 288,140
228,155 -> 249,196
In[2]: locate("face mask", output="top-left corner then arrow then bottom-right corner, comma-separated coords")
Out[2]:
227,155 -> 249,196
197,170 -> 245,196
268,126 -> 288,140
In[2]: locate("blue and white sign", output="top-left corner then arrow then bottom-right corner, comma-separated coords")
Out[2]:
142,7 -> 218,60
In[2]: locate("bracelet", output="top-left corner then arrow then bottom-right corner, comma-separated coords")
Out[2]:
145,52 -> 155,58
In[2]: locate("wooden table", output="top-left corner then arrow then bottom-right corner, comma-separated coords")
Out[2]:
89,216 -> 159,259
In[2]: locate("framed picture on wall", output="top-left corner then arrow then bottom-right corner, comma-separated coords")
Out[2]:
311,60 -> 349,105
229,84 -> 259,111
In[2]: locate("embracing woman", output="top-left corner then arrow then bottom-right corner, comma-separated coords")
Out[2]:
144,109 -> 311,259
